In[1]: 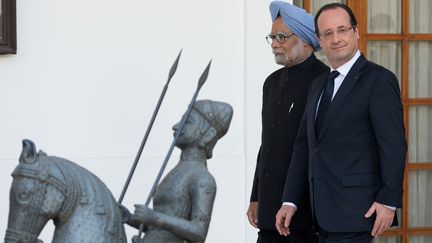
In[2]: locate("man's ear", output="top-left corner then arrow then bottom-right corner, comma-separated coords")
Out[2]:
198,127 -> 217,148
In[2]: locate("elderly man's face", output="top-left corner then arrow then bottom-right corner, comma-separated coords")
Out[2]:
270,17 -> 305,67
172,110 -> 207,149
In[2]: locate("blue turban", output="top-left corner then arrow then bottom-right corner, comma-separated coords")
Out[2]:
269,1 -> 320,51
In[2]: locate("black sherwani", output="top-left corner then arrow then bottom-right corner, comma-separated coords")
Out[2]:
250,54 -> 328,231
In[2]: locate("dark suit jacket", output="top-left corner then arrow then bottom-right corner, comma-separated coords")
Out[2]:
250,54 -> 328,231
282,54 -> 406,232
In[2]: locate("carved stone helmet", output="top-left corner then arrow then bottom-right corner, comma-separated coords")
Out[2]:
190,100 -> 233,159
192,99 -> 233,140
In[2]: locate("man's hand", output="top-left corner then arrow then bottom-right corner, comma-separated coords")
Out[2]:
247,201 -> 259,228
365,202 -> 395,237
275,205 -> 296,236
131,204 -> 156,226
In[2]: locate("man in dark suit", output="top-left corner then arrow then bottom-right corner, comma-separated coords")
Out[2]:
247,1 -> 328,242
275,3 -> 406,243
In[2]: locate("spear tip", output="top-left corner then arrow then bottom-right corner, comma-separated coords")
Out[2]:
167,49 -> 183,82
197,59 -> 212,90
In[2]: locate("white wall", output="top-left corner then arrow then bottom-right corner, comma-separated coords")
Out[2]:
0,0 -> 287,242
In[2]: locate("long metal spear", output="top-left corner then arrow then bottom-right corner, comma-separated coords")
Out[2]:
118,50 -> 182,204
136,60 -> 212,239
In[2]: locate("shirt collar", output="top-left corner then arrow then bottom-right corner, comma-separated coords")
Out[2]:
331,50 -> 361,77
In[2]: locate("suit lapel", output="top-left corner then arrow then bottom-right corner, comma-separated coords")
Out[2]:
316,55 -> 368,142
308,72 -> 328,143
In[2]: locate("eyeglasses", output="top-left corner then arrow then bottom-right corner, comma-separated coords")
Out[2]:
266,32 -> 295,45
319,26 -> 356,40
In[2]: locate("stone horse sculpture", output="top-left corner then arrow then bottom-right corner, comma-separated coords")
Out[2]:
5,139 -> 127,243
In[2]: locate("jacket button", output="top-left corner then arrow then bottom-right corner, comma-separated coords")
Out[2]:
314,147 -> 319,152
277,100 -> 283,105
266,148 -> 271,153
270,124 -> 276,128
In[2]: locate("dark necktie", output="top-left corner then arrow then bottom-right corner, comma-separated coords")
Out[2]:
316,70 -> 340,135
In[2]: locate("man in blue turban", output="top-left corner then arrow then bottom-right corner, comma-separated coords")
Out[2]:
270,1 -> 321,51
247,1 -> 328,243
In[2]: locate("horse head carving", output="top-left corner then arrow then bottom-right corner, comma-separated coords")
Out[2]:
5,139 -> 127,243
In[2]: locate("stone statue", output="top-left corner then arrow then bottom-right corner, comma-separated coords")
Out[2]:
4,99 -> 232,243
127,99 -> 233,243
5,139 -> 127,243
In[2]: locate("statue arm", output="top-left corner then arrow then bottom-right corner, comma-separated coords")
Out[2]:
133,176 -> 216,242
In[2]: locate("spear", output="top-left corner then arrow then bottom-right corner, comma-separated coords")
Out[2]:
118,50 -> 182,204
136,60 -> 212,239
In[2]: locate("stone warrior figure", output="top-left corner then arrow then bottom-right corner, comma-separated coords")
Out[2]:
126,99 -> 233,243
